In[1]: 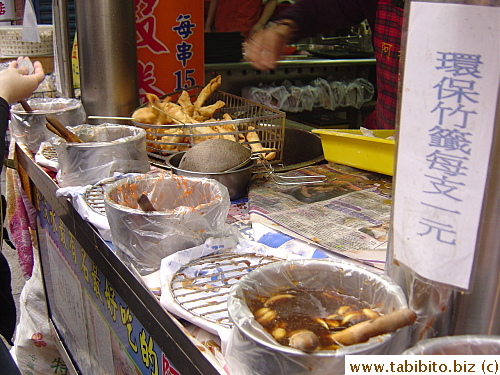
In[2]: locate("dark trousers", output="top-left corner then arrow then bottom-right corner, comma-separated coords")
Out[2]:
0,339 -> 21,375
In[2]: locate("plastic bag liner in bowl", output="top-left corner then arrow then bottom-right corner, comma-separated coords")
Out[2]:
402,335 -> 500,355
104,173 -> 236,276
52,124 -> 150,187
226,259 -> 411,375
10,98 -> 86,153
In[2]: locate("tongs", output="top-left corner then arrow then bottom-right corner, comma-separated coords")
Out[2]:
223,149 -> 326,185
251,154 -> 327,185
261,157 -> 327,185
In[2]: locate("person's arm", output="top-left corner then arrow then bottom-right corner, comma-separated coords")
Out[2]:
245,0 -> 377,71
0,56 -> 45,168
0,57 -> 45,105
0,98 -> 9,130
249,0 -> 278,36
204,0 -> 218,32
276,0 -> 376,41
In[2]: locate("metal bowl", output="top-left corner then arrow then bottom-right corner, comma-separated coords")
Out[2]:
52,124 -> 150,187
402,335 -> 500,355
10,98 -> 86,153
104,173 -> 231,275
226,259 -> 410,375
165,151 -> 256,201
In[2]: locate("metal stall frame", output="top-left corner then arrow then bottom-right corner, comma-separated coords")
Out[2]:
15,144 -> 221,375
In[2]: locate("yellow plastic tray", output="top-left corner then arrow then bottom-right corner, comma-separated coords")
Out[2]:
312,129 -> 395,176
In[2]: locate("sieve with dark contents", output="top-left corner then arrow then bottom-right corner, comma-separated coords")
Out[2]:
170,138 -> 327,187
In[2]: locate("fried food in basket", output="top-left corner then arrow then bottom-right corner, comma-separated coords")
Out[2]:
133,76 -> 224,126
197,100 -> 226,119
193,74 -> 222,111
131,107 -> 156,124
132,75 -> 277,159
178,90 -> 195,116
247,126 -> 276,160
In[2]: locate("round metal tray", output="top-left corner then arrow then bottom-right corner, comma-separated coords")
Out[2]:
273,126 -> 325,172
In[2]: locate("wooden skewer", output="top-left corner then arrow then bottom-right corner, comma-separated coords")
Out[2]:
87,116 -> 134,121
45,115 -> 83,143
328,308 -> 417,346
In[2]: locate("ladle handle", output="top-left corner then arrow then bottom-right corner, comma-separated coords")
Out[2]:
46,115 -> 83,143
18,99 -> 33,112
138,194 -> 156,212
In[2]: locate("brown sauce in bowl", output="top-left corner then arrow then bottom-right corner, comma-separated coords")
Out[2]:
246,289 -> 380,351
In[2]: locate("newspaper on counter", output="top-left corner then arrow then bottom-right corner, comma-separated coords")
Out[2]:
249,163 -> 393,270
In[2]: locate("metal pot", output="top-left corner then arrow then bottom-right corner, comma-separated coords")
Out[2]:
10,98 -> 86,153
402,335 -> 500,355
104,173 -> 231,275
226,259 -> 411,375
52,124 -> 150,187
165,151 -> 256,201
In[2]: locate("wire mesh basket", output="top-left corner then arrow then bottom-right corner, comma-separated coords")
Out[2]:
132,86 -> 286,165
31,90 -> 58,99
0,25 -> 54,56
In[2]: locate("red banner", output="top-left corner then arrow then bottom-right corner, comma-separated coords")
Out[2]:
135,0 -> 205,104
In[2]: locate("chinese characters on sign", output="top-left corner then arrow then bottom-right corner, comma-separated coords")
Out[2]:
39,192 -> 177,375
136,0 -> 169,54
393,3 -> 499,289
417,52 -> 483,245
172,14 -> 196,91
0,1 -> 14,26
135,0 -> 204,103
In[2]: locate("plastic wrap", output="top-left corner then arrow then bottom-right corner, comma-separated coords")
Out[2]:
311,78 -> 335,110
241,86 -> 273,108
329,80 -> 347,108
10,98 -> 86,153
243,78 -> 373,113
402,335 -> 500,355
225,259 -> 411,375
345,78 -> 375,109
104,173 -> 237,275
52,124 -> 150,187
281,86 -> 302,113
299,85 -> 317,111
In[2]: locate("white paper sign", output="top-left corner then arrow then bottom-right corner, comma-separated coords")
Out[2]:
22,0 -> 40,42
393,3 -> 499,289
0,0 -> 14,25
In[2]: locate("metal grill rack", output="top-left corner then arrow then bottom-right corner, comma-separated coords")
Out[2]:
41,144 -> 58,161
132,86 -> 286,165
170,252 -> 282,328
84,181 -> 108,216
